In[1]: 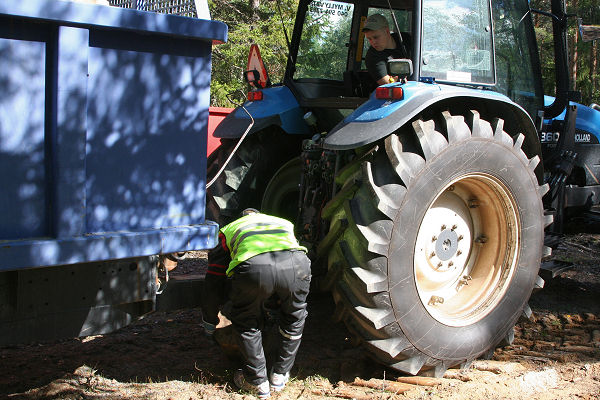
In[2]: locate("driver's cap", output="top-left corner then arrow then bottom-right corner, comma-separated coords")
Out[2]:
362,14 -> 389,32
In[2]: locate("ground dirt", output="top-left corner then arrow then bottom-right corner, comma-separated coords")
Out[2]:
2,226 -> 600,400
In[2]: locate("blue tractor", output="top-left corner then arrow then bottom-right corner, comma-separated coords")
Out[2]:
540,95 -> 600,230
207,0 -> 598,376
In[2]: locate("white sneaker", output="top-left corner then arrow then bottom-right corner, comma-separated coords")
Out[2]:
269,371 -> 290,392
233,369 -> 270,399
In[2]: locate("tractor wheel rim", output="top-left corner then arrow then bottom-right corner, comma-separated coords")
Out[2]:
414,173 -> 520,327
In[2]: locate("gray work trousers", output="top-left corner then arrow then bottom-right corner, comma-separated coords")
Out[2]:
229,250 -> 311,385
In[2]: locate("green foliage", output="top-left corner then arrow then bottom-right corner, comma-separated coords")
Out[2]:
531,0 -> 600,105
208,0 -> 600,106
295,4 -> 354,80
208,0 -> 298,106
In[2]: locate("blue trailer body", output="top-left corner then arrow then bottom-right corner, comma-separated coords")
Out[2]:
0,0 -> 227,271
0,0 -> 226,344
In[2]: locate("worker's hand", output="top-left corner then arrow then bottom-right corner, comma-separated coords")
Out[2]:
376,75 -> 399,86
201,318 -> 216,337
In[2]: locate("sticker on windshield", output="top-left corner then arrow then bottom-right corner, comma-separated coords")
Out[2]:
446,71 -> 472,82
309,1 -> 352,17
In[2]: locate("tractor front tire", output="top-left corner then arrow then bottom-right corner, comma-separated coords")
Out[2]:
206,131 -> 302,226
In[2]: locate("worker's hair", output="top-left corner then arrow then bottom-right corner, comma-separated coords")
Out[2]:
241,208 -> 259,217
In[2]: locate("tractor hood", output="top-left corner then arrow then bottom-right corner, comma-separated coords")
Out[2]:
543,95 -> 600,143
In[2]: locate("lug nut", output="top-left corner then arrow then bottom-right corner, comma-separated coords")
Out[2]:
428,296 -> 445,306
456,276 -> 472,291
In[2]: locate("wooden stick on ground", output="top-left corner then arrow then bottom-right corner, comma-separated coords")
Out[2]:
396,376 -> 442,386
353,377 -> 414,393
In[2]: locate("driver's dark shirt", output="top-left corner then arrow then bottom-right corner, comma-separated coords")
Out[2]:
365,33 -> 409,81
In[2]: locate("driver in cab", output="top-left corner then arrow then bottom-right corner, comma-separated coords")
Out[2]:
363,13 -> 409,86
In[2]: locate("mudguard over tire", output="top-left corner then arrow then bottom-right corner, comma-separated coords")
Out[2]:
326,110 -> 551,376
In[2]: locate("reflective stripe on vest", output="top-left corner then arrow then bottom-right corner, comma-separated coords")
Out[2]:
220,213 -> 307,276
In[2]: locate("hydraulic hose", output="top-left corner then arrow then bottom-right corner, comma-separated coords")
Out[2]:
206,96 -> 255,189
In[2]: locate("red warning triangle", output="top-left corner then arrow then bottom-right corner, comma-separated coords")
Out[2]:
246,44 -> 269,88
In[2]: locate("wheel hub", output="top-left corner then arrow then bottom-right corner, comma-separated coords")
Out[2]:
436,228 -> 458,260
416,194 -> 471,280
414,174 -> 519,327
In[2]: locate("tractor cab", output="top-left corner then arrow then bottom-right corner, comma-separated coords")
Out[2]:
282,0 -> 543,131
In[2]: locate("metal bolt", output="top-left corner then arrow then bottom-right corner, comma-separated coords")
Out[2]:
457,250 -> 462,256
458,235 -> 464,241
428,296 -> 445,306
441,225 -> 447,230
430,251 -> 436,258
432,236 -> 438,242
448,261 -> 454,267
456,276 -> 471,289
451,224 -> 458,230
436,262 -> 443,269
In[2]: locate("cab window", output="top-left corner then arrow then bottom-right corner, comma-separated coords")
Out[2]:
421,0 -> 495,84
295,0 -> 355,80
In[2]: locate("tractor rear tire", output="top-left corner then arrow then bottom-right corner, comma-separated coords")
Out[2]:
327,110 -> 551,376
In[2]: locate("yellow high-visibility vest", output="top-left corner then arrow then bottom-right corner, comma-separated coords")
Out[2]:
220,213 -> 307,276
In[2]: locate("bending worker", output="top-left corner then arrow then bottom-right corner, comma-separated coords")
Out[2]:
363,13 -> 409,85
201,208 -> 311,399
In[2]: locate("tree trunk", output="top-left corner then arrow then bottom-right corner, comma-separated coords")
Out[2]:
593,41 -> 598,97
571,0 -> 578,90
